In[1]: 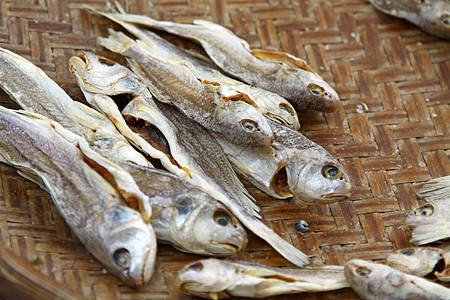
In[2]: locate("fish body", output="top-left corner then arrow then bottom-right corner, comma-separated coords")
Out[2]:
70,52 -> 310,267
98,11 -> 340,112
98,30 -> 274,148
0,107 -> 156,287
177,258 -> 349,299
345,259 -> 450,300
214,119 -> 353,203
95,13 -> 300,130
370,0 -> 450,39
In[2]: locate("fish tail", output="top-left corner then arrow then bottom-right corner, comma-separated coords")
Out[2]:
417,175 -> 450,202
97,29 -> 135,54
410,223 -> 450,245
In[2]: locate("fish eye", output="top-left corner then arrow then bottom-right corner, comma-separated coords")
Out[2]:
213,210 -> 233,226
279,103 -> 296,116
295,220 -> 310,232
241,119 -> 259,132
322,165 -> 341,180
308,84 -> 325,96
113,248 -> 131,269
356,267 -> 371,276
417,204 -> 434,217
401,249 -> 414,256
188,262 -> 203,271
441,15 -> 450,27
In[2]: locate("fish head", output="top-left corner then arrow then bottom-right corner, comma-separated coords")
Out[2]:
345,259 -> 408,297
285,147 -> 353,203
170,196 -> 247,256
177,259 -> 236,298
418,1 -> 450,39
276,68 -> 340,112
405,203 -> 436,226
69,52 -> 143,96
98,204 -> 156,287
216,101 -> 273,148
386,247 -> 442,276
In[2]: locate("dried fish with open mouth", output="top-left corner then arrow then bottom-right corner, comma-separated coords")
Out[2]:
345,259 -> 450,300
0,106 -> 156,287
369,0 -> 450,40
98,30 -> 274,148
0,46 -> 153,221
69,52 -> 310,266
176,258 -> 349,299
93,10 -> 300,130
214,119 -> 353,203
94,9 -> 340,112
386,247 -> 450,282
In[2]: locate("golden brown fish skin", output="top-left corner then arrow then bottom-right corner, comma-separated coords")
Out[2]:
370,0 -> 450,39
93,14 -> 301,130
386,247 -> 445,277
98,30 -> 274,148
0,47 -> 151,168
345,259 -> 450,300
0,107 -> 156,287
177,258 -> 349,299
96,11 -> 340,112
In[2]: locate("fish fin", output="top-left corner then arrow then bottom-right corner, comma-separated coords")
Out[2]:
417,175 -> 450,202
97,29 -> 136,55
250,49 -> 318,75
410,223 -> 450,245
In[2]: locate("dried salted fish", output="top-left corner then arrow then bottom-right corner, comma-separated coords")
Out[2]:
369,0 -> 450,40
98,30 -> 274,148
214,119 -> 353,203
0,47 -> 151,169
0,106 -> 156,287
95,10 -> 340,112
94,11 -> 301,130
69,52 -> 310,267
418,175 -> 450,202
345,259 -> 450,300
177,258 -> 349,299
387,247 -> 450,281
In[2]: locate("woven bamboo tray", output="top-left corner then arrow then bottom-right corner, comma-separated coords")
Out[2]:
0,0 -> 449,299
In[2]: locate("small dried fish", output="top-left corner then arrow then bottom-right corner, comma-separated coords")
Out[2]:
0,107 -> 156,287
94,11 -> 301,130
177,259 -> 349,299
369,0 -> 450,40
387,247 -> 450,281
214,119 -> 353,203
98,30 -> 274,148
345,259 -> 450,300
70,52 -> 310,266
405,199 -> 450,226
95,10 -> 340,112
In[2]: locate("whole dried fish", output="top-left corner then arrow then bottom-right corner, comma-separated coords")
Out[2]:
386,247 -> 450,282
98,30 -> 274,148
369,0 -> 450,40
177,258 -> 349,299
0,47 -> 153,221
94,11 -> 301,130
95,10 -> 340,112
345,259 -> 450,300
0,106 -> 156,287
69,52 -> 310,266
214,119 -> 353,202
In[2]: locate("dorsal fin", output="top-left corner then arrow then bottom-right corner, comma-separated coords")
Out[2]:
251,49 -> 318,75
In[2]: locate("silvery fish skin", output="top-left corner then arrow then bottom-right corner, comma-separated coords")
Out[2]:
0,107 -> 156,287
0,47 -> 151,169
345,259 -> 450,300
177,258 -> 349,299
95,12 -> 301,130
120,163 -> 247,256
69,52 -> 310,267
214,120 -> 353,203
97,11 -> 340,113
386,247 -> 449,279
370,0 -> 450,40
98,30 -> 274,148
0,47 -> 153,221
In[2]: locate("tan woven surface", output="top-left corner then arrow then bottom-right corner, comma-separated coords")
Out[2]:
0,0 -> 449,299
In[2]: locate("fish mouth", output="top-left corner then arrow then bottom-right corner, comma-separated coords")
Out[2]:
320,194 -> 349,202
211,241 -> 243,254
